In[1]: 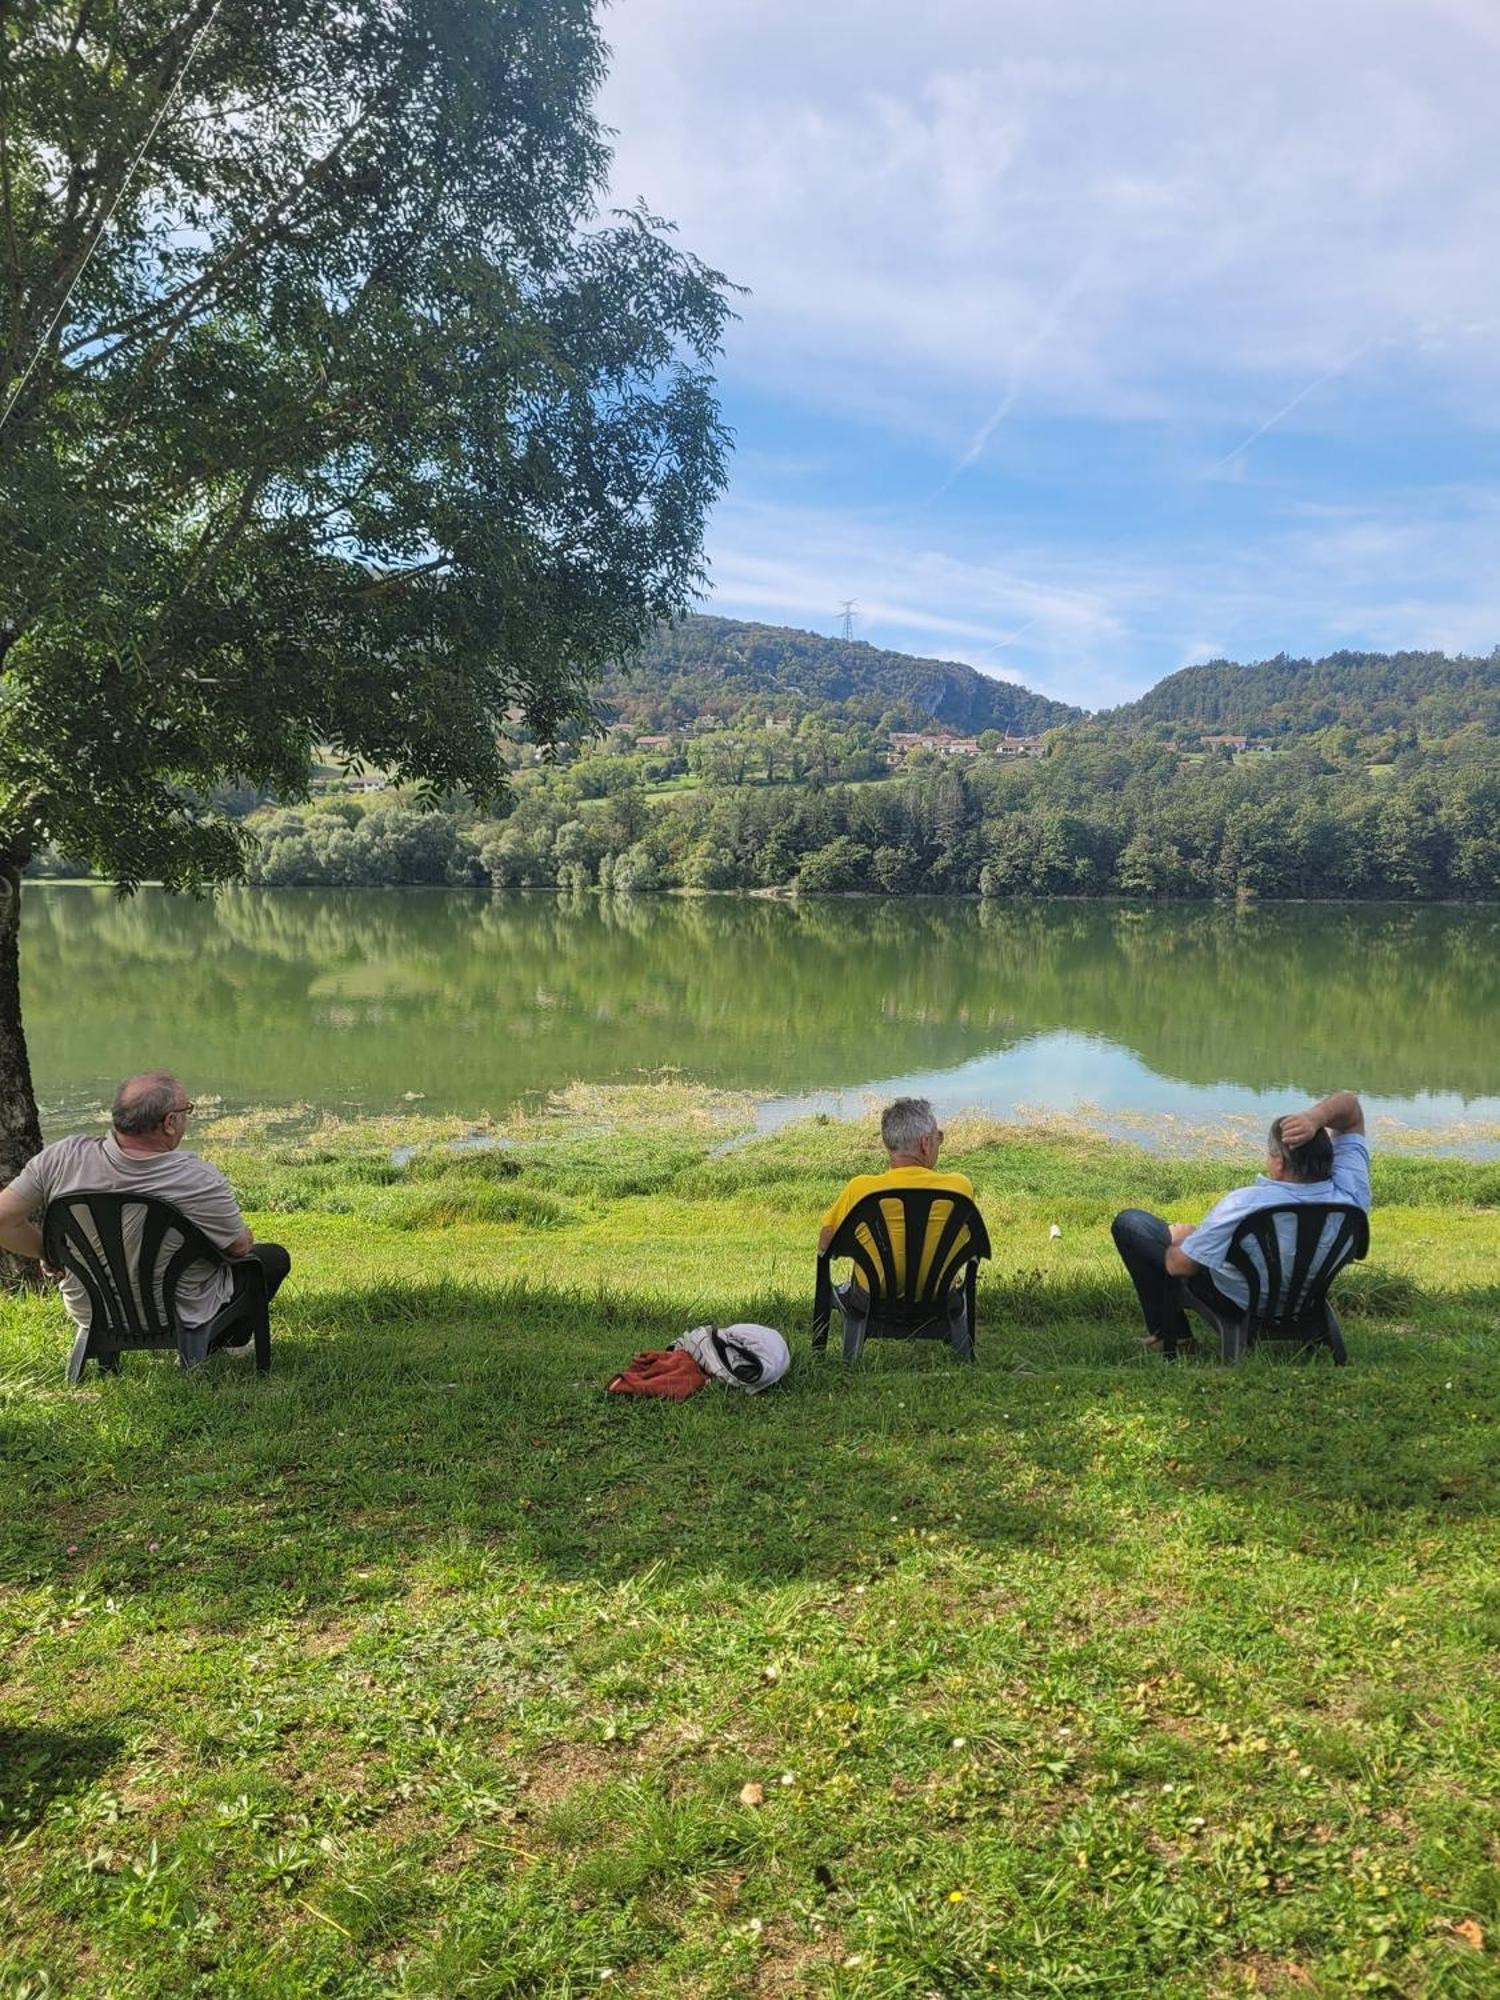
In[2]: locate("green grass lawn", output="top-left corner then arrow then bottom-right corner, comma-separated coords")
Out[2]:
2,1094 -> 1497,1997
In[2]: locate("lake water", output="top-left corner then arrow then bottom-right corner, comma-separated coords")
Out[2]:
22,885 -> 1500,1150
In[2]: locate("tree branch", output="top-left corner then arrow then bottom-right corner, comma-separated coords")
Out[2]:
63,89 -> 387,388
5,0 -> 223,413
67,0 -> 97,58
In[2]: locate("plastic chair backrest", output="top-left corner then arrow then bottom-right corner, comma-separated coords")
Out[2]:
1221,1202 -> 1369,1333
42,1190 -> 233,1345
824,1185 -> 991,1315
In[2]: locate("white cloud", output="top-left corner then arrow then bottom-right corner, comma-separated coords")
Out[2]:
601,0 -> 1500,429
699,487 -> 1500,709
595,0 -> 1500,692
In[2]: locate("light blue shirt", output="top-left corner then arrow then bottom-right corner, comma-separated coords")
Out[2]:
1181,1133 -> 1371,1311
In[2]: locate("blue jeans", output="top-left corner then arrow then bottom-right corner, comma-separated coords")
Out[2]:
1110,1209 -> 1239,1352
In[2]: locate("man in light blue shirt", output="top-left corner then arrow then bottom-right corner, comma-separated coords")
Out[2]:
1111,1091 -> 1369,1355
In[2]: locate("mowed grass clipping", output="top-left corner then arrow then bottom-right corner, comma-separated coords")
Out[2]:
1,1092 -> 1498,1999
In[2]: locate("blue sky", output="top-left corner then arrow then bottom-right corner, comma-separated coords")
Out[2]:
598,0 -> 1500,709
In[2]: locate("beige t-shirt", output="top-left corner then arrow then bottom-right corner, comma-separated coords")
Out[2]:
10,1134 -> 246,1331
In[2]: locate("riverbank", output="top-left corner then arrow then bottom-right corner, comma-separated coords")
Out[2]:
2,1095 -> 1496,1995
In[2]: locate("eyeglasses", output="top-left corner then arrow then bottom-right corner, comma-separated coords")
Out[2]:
167,1100 -> 195,1119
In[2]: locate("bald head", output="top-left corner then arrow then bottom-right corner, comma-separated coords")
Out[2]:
112,1072 -> 190,1143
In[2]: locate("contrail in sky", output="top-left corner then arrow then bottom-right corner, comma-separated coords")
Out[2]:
1209,340 -> 1380,473
933,256 -> 1097,498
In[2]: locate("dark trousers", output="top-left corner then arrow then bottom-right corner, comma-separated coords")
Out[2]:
1110,1209 -> 1239,1351
206,1242 -> 291,1351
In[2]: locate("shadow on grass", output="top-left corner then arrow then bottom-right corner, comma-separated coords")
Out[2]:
0,1722 -> 124,1833
0,1269 -> 1493,1627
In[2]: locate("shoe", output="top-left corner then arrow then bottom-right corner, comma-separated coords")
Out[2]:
1138,1332 -> 1196,1356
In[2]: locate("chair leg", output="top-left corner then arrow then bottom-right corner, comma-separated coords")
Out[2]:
955,1273 -> 976,1362
1324,1305 -> 1348,1368
949,1295 -> 975,1364
98,1350 -> 121,1376
812,1263 -> 832,1351
1180,1291 -> 1223,1358
1220,1317 -> 1250,1364
841,1307 -> 868,1362
66,1328 -> 91,1385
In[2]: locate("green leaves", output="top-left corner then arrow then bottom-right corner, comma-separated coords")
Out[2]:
0,0 -> 733,885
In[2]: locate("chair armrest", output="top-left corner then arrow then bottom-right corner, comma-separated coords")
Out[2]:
221,1252 -> 267,1302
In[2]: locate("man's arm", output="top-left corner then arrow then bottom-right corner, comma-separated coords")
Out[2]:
0,1183 -> 44,1263
1163,1220 -> 1199,1278
818,1180 -> 857,1257
177,1160 -> 254,1257
1280,1091 -> 1364,1146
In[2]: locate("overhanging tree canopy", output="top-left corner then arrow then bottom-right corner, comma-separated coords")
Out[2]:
0,0 -> 734,1174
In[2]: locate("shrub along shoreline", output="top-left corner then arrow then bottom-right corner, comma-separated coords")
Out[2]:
1,1096 -> 1496,1995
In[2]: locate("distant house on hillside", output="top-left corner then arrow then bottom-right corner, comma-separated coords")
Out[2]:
889,730 -> 1041,762
635,734 -> 674,751
889,731 -> 978,758
1201,733 -> 1250,752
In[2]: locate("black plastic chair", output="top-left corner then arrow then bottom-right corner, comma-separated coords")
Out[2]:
813,1187 -> 991,1362
42,1191 -> 269,1383
1183,1202 -> 1368,1365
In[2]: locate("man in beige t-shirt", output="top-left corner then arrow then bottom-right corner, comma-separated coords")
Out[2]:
0,1071 -> 290,1358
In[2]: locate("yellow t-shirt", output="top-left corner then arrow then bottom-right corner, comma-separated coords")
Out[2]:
820,1166 -> 977,1298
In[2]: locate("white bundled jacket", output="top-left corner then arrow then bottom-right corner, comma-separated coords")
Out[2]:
673,1323 -> 790,1393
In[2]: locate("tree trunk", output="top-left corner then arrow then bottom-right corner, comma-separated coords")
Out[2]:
0,861 -> 42,1178
0,860 -> 44,1290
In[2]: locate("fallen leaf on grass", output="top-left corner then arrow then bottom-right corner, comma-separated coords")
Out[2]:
739,1782 -> 764,1807
1452,1919 -> 1485,1951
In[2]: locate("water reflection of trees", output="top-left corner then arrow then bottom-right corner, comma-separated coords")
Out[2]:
20,886 -> 1500,1112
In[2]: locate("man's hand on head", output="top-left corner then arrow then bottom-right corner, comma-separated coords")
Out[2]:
1278,1110 -> 1321,1148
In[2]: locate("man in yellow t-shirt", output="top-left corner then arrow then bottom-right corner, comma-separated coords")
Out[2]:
818,1097 -> 976,1312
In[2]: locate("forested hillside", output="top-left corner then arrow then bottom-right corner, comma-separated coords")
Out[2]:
239,727 -> 1500,901
31,624 -> 1500,901
599,615 -> 1080,735
1106,648 -> 1500,739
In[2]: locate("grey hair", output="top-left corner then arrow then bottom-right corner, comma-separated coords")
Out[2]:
111,1072 -> 185,1136
881,1096 -> 939,1154
1267,1114 -> 1333,1184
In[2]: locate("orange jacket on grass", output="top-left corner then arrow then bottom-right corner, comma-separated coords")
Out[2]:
606,1349 -> 710,1400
